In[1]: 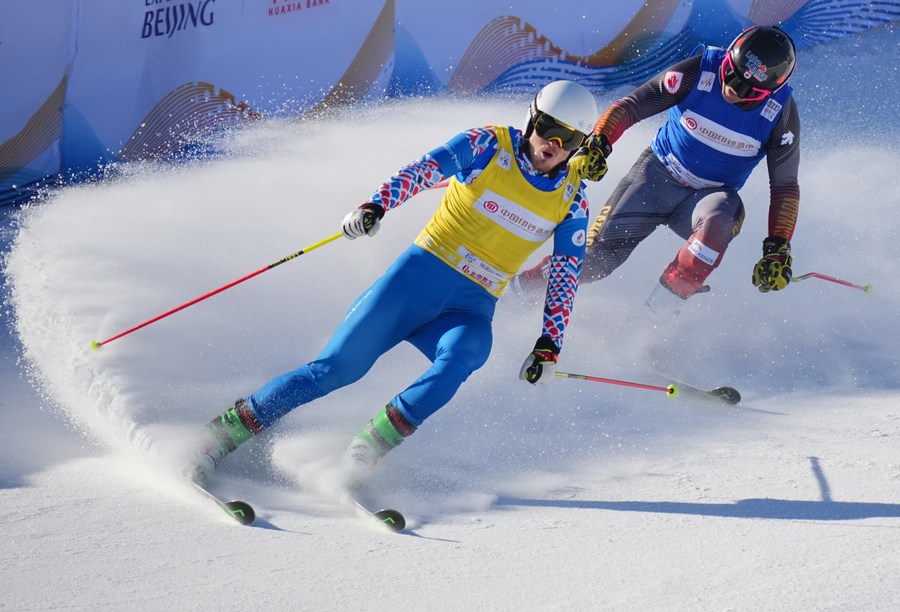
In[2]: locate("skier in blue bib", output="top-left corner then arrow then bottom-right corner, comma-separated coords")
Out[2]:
512,26 -> 800,313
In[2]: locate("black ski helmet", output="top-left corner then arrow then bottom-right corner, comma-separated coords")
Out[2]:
722,25 -> 797,99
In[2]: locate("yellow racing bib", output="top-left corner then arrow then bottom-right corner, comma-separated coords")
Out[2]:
415,126 -> 579,297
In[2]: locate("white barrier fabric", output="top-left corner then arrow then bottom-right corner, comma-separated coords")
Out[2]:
1,0 -> 898,205
0,1 -> 77,199
1,0 -> 393,204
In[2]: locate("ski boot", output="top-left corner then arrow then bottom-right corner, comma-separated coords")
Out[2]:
644,280 -> 687,317
342,403 -> 416,489
189,398 -> 264,484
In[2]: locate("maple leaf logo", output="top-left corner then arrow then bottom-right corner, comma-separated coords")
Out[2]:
663,71 -> 684,94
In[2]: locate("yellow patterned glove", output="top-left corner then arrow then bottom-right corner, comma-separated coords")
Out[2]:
569,134 -> 612,182
752,236 -> 793,292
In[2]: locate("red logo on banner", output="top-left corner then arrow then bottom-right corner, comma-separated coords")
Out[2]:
268,0 -> 332,17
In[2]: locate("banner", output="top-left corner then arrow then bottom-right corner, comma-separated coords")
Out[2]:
1,0 -> 898,205
1,0 -> 394,204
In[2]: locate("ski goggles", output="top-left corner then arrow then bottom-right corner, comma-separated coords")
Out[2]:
533,112 -> 587,151
719,53 -> 774,102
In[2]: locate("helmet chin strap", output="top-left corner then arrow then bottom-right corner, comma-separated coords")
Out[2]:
734,98 -> 766,111
722,84 -> 768,111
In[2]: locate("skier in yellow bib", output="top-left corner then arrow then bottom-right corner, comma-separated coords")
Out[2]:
191,81 -> 603,485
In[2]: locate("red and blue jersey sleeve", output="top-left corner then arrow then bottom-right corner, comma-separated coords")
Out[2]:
368,127 -> 498,211
542,189 -> 588,350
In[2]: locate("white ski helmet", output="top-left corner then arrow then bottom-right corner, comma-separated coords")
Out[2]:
524,80 -> 598,148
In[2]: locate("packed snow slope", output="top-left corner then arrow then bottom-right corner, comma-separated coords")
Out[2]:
2,25 -> 899,611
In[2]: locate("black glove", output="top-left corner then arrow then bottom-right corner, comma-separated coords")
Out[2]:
341,202 -> 385,240
752,236 -> 793,292
518,336 -> 560,385
569,134 -> 612,182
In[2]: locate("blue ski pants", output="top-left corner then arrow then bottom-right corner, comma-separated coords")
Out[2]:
247,244 -> 497,428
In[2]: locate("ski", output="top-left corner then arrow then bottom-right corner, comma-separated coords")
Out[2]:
190,481 -> 256,525
348,496 -> 406,532
674,381 -> 741,404
678,383 -> 741,404
698,385 -> 741,405
655,372 -> 741,405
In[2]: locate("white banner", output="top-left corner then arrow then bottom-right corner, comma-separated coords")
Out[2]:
1,0 -> 898,205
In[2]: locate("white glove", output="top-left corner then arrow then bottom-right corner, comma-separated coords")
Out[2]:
341,203 -> 384,240
518,337 -> 560,384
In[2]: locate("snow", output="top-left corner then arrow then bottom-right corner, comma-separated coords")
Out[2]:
2,25 -> 899,611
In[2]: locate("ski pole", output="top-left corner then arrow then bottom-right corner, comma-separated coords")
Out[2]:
792,272 -> 873,295
555,371 -> 679,398
91,231 -> 344,350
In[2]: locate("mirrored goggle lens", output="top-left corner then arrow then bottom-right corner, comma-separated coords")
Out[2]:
534,113 -> 586,151
720,54 -> 773,102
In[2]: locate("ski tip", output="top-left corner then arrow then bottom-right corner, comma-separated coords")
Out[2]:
373,508 -> 406,532
224,500 -> 256,525
710,386 -> 741,405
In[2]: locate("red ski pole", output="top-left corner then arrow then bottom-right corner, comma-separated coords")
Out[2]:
91,232 -> 344,350
792,272 -> 873,294
555,371 -> 679,397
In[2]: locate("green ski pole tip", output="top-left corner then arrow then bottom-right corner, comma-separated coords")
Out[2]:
864,284 -> 873,295
91,341 -> 101,351
667,384 -> 679,398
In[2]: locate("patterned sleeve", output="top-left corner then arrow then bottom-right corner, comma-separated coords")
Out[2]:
541,187 -> 590,351
765,96 -> 801,240
594,55 -> 701,144
368,127 -> 498,211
